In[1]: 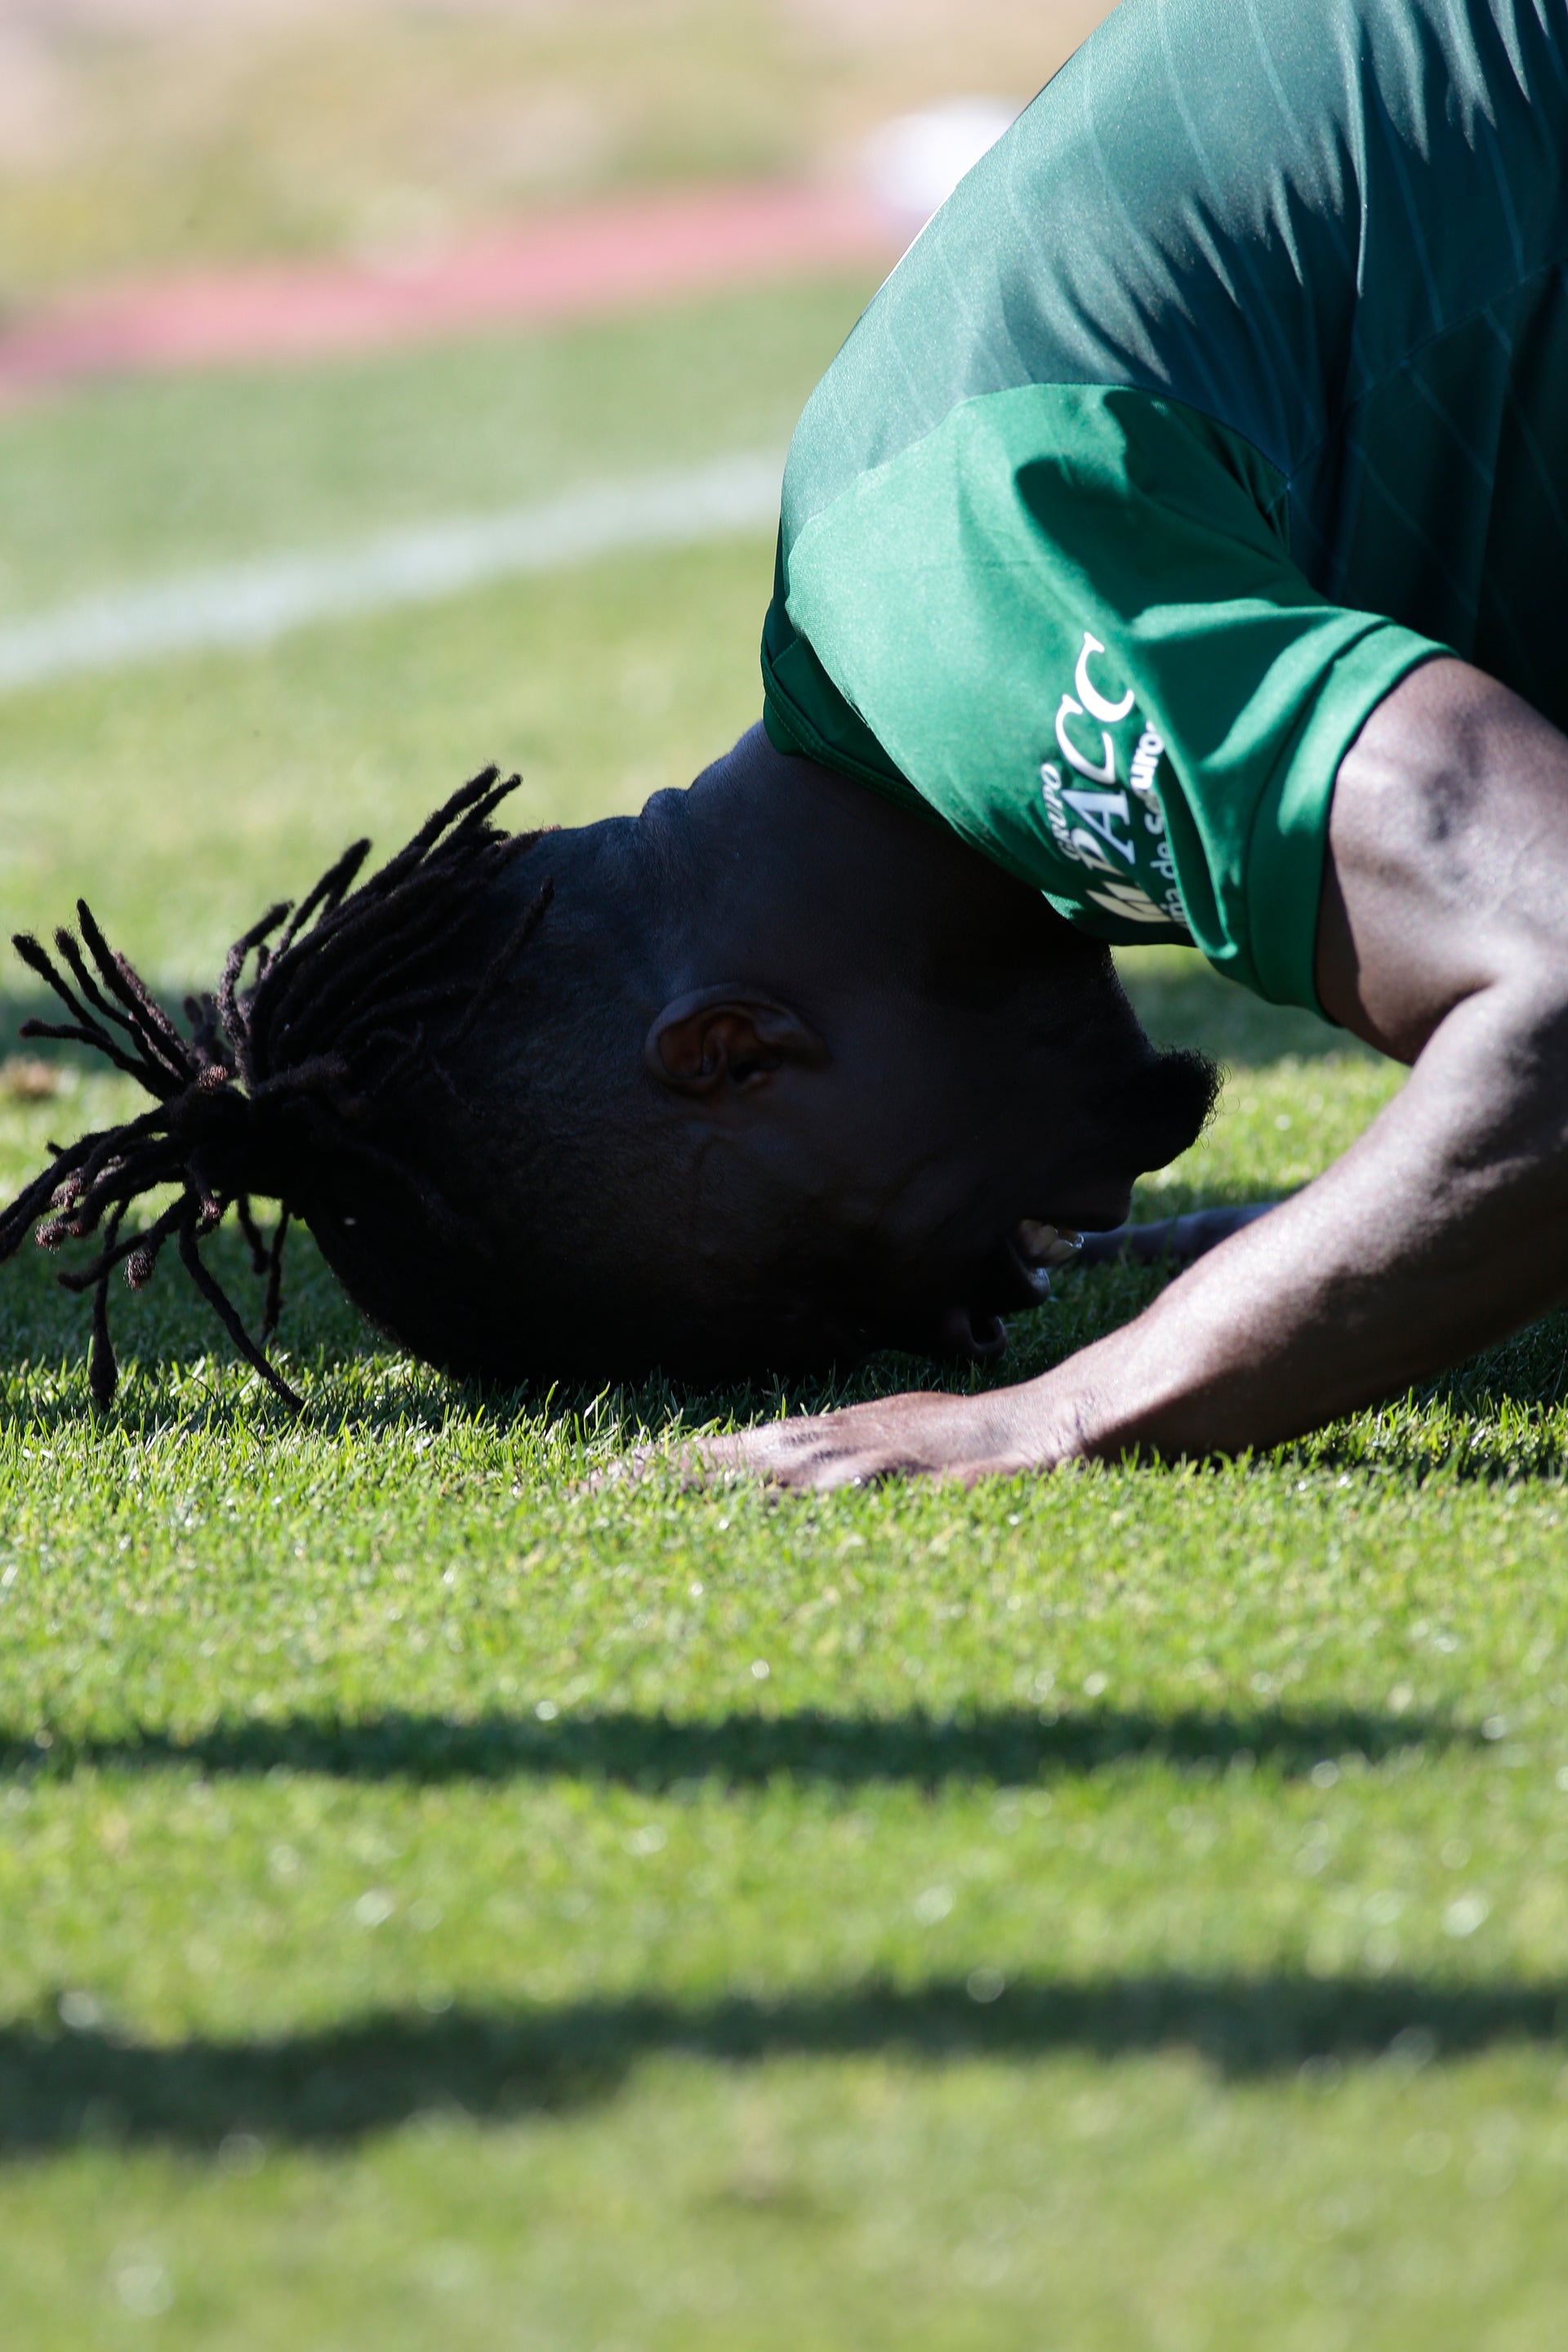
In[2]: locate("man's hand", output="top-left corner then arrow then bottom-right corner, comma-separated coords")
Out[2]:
699,1390 -> 1036,1490
710,658 -> 1568,1487
703,1203 -> 1277,1490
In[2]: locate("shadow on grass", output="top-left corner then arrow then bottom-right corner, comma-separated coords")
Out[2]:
3,1971 -> 1564,2152
1,1703 -> 1472,1788
1280,1311 -> 1568,1482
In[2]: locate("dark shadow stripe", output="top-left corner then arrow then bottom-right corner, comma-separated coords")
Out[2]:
5,1971 -> 1565,2152
1,1703 -> 1473,1788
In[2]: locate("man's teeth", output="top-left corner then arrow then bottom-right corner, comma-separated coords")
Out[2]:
1016,1218 -> 1083,1267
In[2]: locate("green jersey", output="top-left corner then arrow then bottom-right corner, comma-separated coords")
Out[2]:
761,0 -> 1568,1012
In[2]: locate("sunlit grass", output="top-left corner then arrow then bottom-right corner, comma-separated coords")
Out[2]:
2,292 -> 1567,2350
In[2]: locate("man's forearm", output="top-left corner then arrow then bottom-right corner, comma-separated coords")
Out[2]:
1017,980 -> 1568,1463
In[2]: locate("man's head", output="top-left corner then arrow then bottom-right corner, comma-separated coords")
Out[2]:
2,733 -> 1216,1398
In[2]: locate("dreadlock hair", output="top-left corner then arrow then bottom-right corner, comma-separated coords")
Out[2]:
0,769 -> 554,1412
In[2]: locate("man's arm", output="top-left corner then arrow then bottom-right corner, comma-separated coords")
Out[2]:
713,657 -> 1568,1486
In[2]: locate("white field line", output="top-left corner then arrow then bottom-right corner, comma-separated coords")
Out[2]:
0,451 -> 784,694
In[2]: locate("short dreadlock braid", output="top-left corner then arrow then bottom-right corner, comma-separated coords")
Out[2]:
0,769 -> 552,1412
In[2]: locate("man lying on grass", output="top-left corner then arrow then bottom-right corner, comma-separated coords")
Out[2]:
6,0 -> 1568,1490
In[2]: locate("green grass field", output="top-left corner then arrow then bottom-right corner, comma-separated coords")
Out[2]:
2,285 -> 1568,2350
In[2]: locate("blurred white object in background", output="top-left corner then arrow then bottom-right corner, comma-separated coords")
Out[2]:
859,96 -> 1019,237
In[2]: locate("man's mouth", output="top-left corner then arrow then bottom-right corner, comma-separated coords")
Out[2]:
930,1218 -> 1085,1363
1007,1216 -> 1084,1300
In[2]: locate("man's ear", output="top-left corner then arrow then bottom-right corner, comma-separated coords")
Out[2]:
645,986 -> 829,1096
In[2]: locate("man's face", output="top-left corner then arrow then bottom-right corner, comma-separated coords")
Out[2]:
656,933 -> 1213,1370
577,731 -> 1216,1375
844,1000 -> 1204,1361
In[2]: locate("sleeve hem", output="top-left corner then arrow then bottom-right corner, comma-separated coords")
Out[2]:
1244,626 -> 1449,1013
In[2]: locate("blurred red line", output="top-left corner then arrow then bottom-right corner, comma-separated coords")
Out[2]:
0,181 -> 898,407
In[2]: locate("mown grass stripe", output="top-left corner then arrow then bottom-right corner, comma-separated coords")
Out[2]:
0,451 -> 784,692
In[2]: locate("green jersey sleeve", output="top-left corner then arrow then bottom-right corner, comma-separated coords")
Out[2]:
761,384 -> 1444,1013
